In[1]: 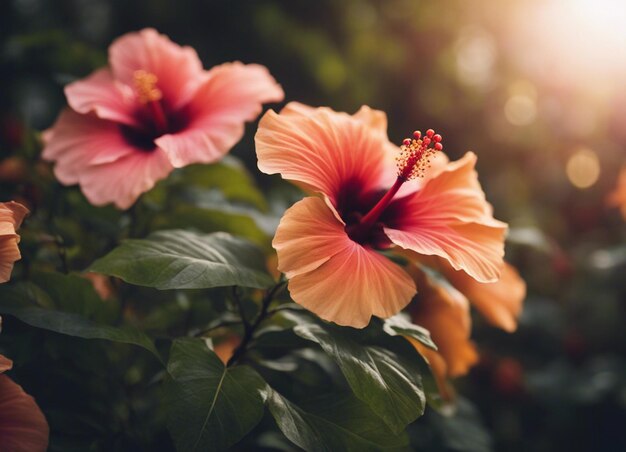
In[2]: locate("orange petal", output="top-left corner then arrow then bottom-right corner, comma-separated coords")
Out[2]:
0,375 -> 49,452
607,166 -> 626,220
442,260 -> 526,332
255,103 -> 393,204
274,197 -> 416,328
213,335 -> 241,365
0,201 -> 28,235
0,354 -> 12,373
407,266 -> 478,378
406,337 -> 455,401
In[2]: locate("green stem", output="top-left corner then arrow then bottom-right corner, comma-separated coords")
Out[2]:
227,281 -> 287,366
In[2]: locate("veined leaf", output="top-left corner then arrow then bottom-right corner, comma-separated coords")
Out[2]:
294,322 -> 426,434
0,279 -> 161,362
383,313 -> 437,351
165,338 -> 266,452
90,230 -> 274,290
266,389 -> 409,451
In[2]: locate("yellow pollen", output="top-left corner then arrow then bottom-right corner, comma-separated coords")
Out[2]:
396,138 -> 437,180
133,70 -> 162,104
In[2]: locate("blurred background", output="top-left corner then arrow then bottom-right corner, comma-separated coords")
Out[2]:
1,0 -> 625,451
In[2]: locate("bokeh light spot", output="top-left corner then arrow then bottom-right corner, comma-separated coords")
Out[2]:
566,148 -> 601,189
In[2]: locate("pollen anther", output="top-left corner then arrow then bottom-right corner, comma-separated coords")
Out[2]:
396,129 -> 443,181
133,70 -> 163,104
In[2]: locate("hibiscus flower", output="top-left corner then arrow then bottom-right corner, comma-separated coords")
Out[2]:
43,28 -> 284,209
0,201 -> 28,283
0,354 -> 49,452
256,103 -> 507,328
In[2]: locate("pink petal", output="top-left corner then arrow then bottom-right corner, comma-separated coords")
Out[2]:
109,28 -> 204,110
64,68 -> 139,127
42,109 -> 137,185
256,103 -> 394,204
156,62 -> 283,167
78,148 -> 173,210
384,153 -> 507,282
0,375 -> 49,452
274,197 -> 416,328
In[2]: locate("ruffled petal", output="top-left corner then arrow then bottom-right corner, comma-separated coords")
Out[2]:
156,62 -> 283,167
0,236 -> 21,283
109,28 -> 204,110
407,266 -> 478,379
275,197 -> 416,328
0,201 -> 28,235
78,148 -> 173,210
64,68 -> 138,127
384,152 -> 507,283
0,375 -> 49,452
42,109 -> 137,185
256,103 -> 393,204
442,260 -> 526,332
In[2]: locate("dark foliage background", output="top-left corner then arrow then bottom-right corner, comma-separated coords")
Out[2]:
1,0 -> 625,451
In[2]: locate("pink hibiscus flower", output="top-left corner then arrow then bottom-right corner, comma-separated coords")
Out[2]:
43,28 -> 284,209
256,103 -> 507,328
0,201 -> 28,283
0,354 -> 49,452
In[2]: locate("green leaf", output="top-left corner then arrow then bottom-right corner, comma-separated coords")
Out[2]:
165,338 -> 266,452
383,313 -> 437,351
0,280 -> 161,362
266,389 -> 409,451
293,322 -> 426,434
90,230 -> 274,290
177,157 -> 268,210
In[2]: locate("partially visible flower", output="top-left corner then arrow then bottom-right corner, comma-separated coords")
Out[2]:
405,266 -> 478,401
43,28 -> 284,209
0,201 -> 28,283
212,335 -> 241,365
607,166 -> 626,220
0,355 -> 49,452
419,256 -> 526,332
83,272 -> 115,300
256,103 -> 507,328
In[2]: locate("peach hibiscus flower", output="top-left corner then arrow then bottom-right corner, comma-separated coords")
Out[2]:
256,103 -> 507,328
43,28 -> 284,209
0,201 -> 28,283
0,354 -> 49,451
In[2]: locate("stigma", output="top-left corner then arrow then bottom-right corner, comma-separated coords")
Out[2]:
396,129 -> 443,181
133,70 -> 163,104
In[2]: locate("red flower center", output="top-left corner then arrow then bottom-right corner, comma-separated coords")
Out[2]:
118,70 -> 191,152
345,129 -> 443,245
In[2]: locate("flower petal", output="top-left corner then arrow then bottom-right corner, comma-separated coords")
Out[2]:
0,201 -> 28,235
256,103 -> 393,204
0,236 -> 21,283
78,148 -> 173,210
42,110 -> 137,185
442,260 -> 526,332
64,68 -> 138,127
384,152 -> 507,282
0,355 -> 12,373
0,375 -> 49,452
407,266 -> 478,378
275,197 -> 416,328
109,28 -> 204,110
156,62 -> 283,167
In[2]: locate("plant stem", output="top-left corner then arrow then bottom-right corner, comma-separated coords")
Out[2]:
227,281 -> 286,366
